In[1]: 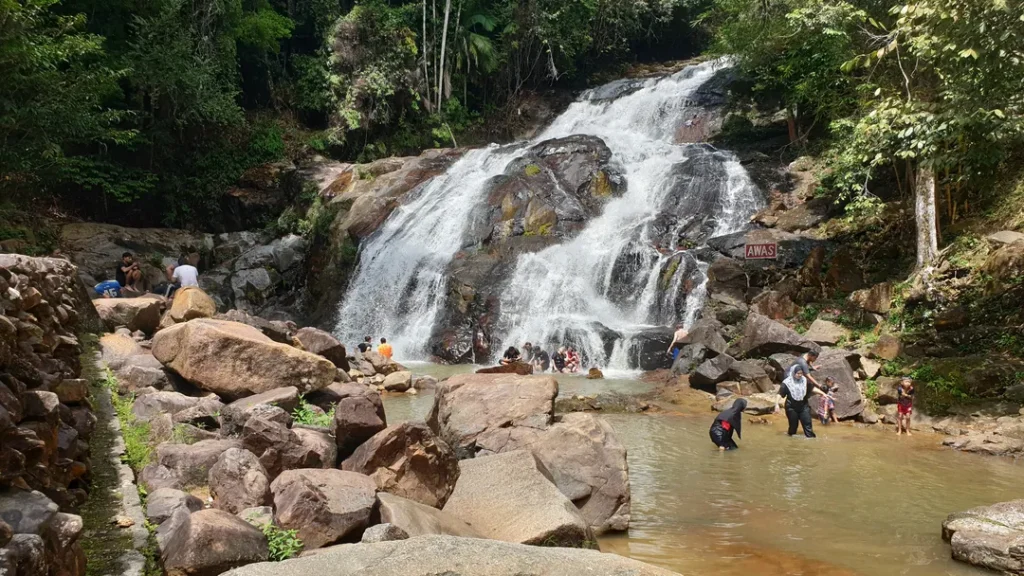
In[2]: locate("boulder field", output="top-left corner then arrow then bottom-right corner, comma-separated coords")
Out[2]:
47,278 -> 647,576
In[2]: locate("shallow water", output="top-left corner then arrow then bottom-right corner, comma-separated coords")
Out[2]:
382,369 -> 1023,575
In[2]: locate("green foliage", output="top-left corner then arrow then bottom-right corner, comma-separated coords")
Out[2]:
291,397 -> 334,428
864,378 -> 878,400
524,164 -> 541,177
102,369 -> 152,471
262,523 -> 304,561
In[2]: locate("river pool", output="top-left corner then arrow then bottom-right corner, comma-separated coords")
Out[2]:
384,365 -> 1023,575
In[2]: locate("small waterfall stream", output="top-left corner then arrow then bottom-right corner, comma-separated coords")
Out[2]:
335,59 -> 763,367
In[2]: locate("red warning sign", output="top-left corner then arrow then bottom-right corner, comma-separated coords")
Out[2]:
744,243 -> 777,260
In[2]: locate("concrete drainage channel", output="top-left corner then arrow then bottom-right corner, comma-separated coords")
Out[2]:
80,352 -> 149,576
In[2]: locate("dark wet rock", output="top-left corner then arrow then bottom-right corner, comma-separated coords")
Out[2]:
131,391 -> 201,423
689,354 -> 736,391
732,313 -> 820,358
809,349 -> 864,420
331,384 -> 388,460
476,363 -> 533,375
153,439 -> 243,489
242,414 -> 332,480
341,422 -> 459,508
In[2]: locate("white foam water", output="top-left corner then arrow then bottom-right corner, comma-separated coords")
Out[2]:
334,58 -> 763,367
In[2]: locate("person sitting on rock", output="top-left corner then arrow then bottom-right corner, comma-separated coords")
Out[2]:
377,337 -> 393,359
357,336 -> 372,353
116,252 -> 144,294
501,346 -> 521,365
552,347 -> 567,373
565,347 -> 581,373
523,342 -> 535,363
710,398 -> 747,450
532,348 -> 551,372
667,323 -> 688,360
165,255 -> 199,290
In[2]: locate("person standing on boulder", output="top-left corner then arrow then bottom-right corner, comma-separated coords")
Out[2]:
710,398 -> 747,450
667,323 -> 689,361
776,350 -> 825,438
377,337 -> 393,359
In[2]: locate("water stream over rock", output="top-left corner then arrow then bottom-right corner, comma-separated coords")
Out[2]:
335,59 -> 763,369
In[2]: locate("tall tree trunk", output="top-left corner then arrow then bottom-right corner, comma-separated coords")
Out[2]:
786,109 -> 797,143
437,0 -> 452,112
914,166 -> 939,269
421,0 -> 430,111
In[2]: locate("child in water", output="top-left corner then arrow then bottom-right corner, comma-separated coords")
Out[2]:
818,377 -> 838,424
896,377 -> 915,436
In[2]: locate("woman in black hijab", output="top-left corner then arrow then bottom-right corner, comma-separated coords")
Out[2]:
710,398 -> 747,450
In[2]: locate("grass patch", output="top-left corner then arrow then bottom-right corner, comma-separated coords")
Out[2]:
524,164 -> 541,177
291,397 -> 334,428
262,524 -> 304,561
101,368 -> 152,472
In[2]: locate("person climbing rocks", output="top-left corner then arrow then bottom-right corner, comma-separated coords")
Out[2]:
552,347 -> 567,373
116,252 -> 144,294
667,323 -> 689,360
710,398 -> 747,450
357,336 -> 372,353
896,376 -> 915,436
775,350 -> 825,438
501,346 -> 521,365
378,337 -> 393,359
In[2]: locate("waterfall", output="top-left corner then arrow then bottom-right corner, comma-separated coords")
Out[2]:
334,58 -> 763,366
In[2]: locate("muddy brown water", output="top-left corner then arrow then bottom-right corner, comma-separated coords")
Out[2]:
386,364 -> 1023,575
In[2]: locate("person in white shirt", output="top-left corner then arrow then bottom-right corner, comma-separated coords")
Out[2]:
166,256 -> 200,289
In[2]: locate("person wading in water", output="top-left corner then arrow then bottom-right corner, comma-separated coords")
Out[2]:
776,350 -> 826,438
710,398 -> 747,450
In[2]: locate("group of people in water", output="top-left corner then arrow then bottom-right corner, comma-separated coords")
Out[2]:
501,342 -> 582,374
710,349 -> 916,451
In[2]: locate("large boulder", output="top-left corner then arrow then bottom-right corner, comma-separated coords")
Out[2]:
732,313 -> 820,358
848,282 -> 892,315
152,319 -> 335,399
220,535 -> 679,576
382,371 -> 412,392
220,387 -> 300,437
341,422 -> 459,508
209,448 -> 271,514
242,414 -> 333,480
526,414 -> 630,534
161,509 -> 269,576
270,469 -> 377,550
689,354 -> 736,391
426,374 -> 557,459
93,297 -> 162,334
152,439 -> 243,489
294,327 -> 349,370
145,488 -> 203,525
131,391 -> 201,423
803,319 -> 850,346
808,349 -> 864,420
442,450 -> 594,547
167,287 -> 217,323
943,500 -> 1024,574
376,493 -> 483,538
331,384 -> 388,459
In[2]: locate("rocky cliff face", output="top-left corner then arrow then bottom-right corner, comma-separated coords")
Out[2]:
0,254 -> 100,576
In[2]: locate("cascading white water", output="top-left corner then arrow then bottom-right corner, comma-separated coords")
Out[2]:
494,61 -> 763,371
334,146 -> 522,358
334,58 -> 763,366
